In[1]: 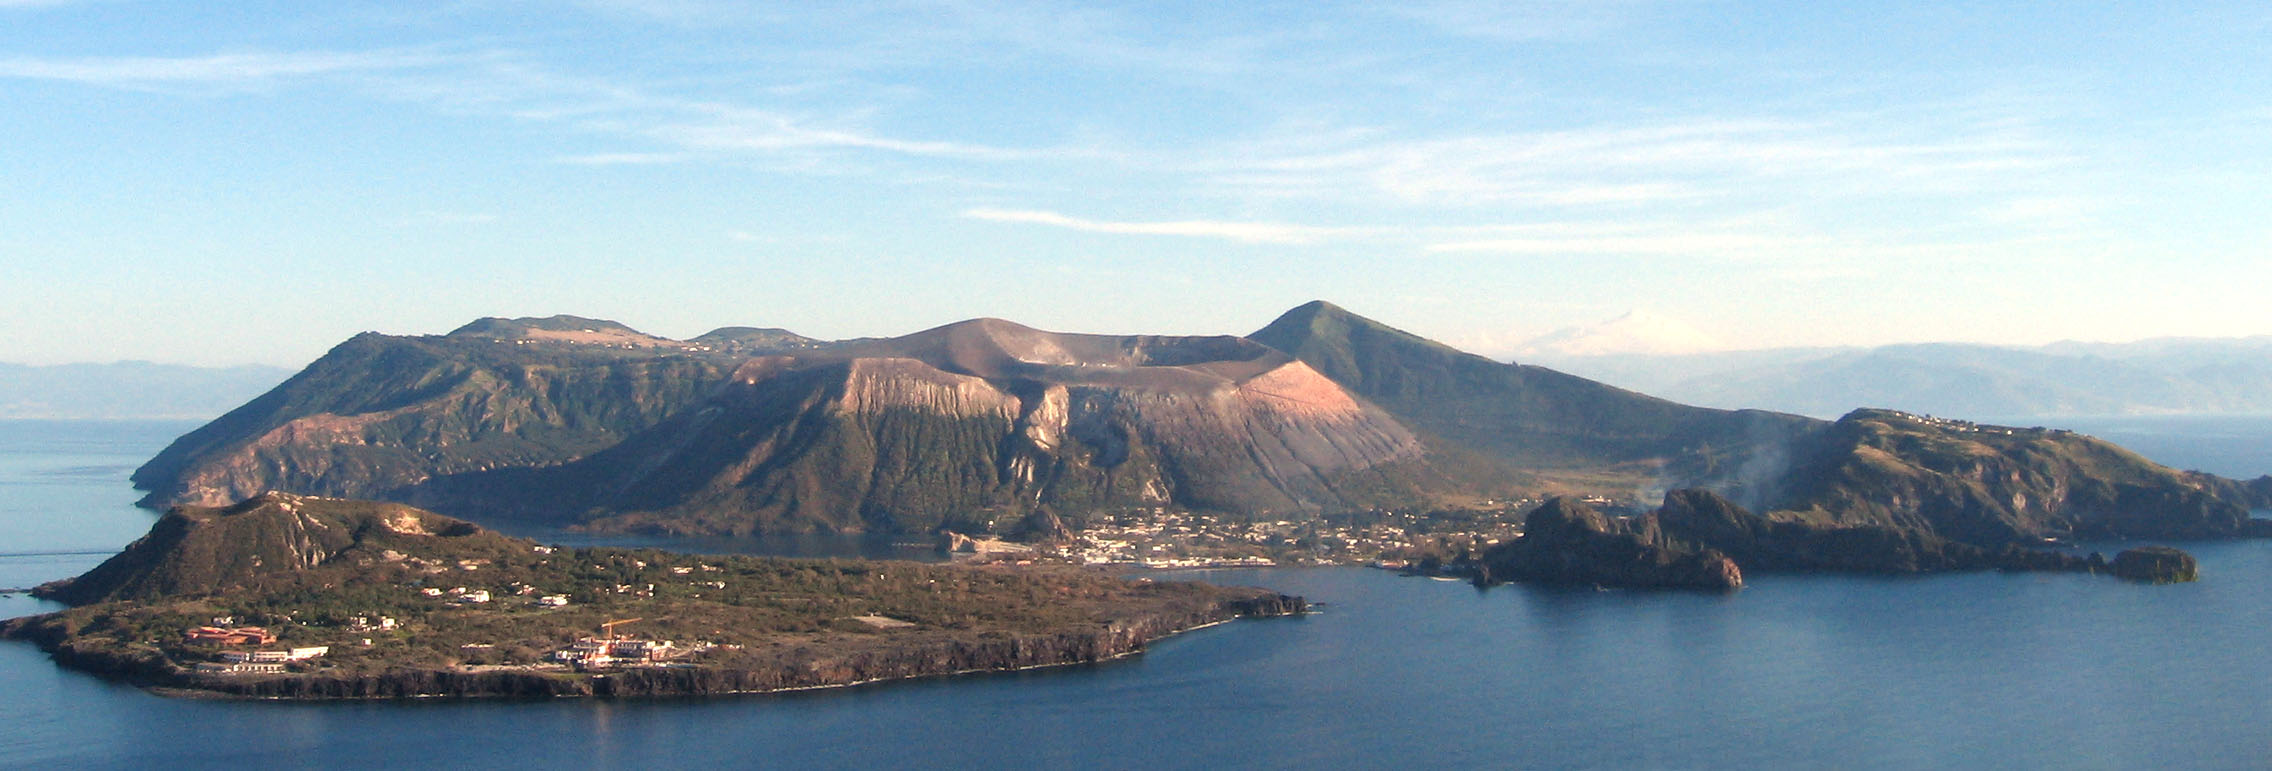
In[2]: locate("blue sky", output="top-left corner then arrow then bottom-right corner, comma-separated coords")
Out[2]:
4,1 -> 2269,366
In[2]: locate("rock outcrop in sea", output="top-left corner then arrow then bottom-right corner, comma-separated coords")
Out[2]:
2109,546 -> 2199,583
1475,498 -> 1743,591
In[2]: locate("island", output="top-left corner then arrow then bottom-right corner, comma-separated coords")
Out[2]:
0,493 -> 1304,699
107,305 -> 2272,596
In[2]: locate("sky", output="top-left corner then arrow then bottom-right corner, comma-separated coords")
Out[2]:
4,1 -> 2270,367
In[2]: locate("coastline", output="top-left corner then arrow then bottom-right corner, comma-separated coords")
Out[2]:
2,591 -> 1305,702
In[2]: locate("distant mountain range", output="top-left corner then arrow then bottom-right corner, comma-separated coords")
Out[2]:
127,304 -> 2268,555
1524,337 -> 2272,419
0,362 -> 292,420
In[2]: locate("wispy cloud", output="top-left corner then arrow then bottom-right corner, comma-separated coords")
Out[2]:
0,40 -> 1056,170
1200,117 -> 2065,208
1421,217 -> 2076,272
963,207 -> 1373,245
0,8 -> 2095,257
1379,0 -> 1666,42
411,211 -> 498,225
555,151 -> 693,166
355,53 -> 1075,168
0,49 -> 448,89
648,104 -> 1038,161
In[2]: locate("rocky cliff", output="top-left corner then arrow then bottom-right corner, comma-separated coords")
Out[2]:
1651,488 -> 2099,575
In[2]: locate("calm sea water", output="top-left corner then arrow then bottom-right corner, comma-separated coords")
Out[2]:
4,418 -> 2271,769
1992,414 -> 2272,480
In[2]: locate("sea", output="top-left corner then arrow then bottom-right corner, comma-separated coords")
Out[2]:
5,417 -> 2272,770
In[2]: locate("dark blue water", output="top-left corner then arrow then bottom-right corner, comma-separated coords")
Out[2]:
5,419 -> 2272,769
2016,414 -> 2272,480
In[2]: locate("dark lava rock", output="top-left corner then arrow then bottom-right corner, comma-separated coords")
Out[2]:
1477,498 -> 1741,591
1654,488 -> 2096,575
2110,546 -> 2199,583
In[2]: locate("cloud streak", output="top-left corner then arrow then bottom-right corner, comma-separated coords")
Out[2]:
1199,117 -> 2066,208
649,105 -> 1042,161
0,9 -> 2104,271
963,208 -> 1373,245
0,49 -> 448,88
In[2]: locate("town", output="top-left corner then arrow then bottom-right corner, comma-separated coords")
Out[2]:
162,501 -> 1588,678
988,504 -> 1557,571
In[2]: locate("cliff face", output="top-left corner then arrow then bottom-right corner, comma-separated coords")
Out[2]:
551,327 -> 1429,533
1652,488 -> 2097,575
1476,498 -> 1743,590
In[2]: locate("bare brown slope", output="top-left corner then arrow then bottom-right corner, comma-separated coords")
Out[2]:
1248,301 -> 1822,492
454,323 -> 1437,535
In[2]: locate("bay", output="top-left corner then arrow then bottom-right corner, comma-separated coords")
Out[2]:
3,418 -> 2270,769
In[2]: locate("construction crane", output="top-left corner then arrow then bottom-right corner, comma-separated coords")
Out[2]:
600,618 -> 642,640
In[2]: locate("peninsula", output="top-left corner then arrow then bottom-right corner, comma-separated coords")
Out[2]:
1,493 -> 1304,699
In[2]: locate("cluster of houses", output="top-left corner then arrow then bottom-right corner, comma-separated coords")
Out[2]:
549,636 -> 679,671
347,615 -> 398,632
183,625 -> 275,646
193,646 -> 331,675
419,585 -> 570,607
184,623 -> 330,675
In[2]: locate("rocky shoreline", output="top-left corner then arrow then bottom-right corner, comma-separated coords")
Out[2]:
4,593 -> 1304,700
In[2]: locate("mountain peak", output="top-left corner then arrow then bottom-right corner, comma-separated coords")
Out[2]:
1260,300 -> 1402,335
1279,299 -> 1350,321
1251,301 -> 1470,366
